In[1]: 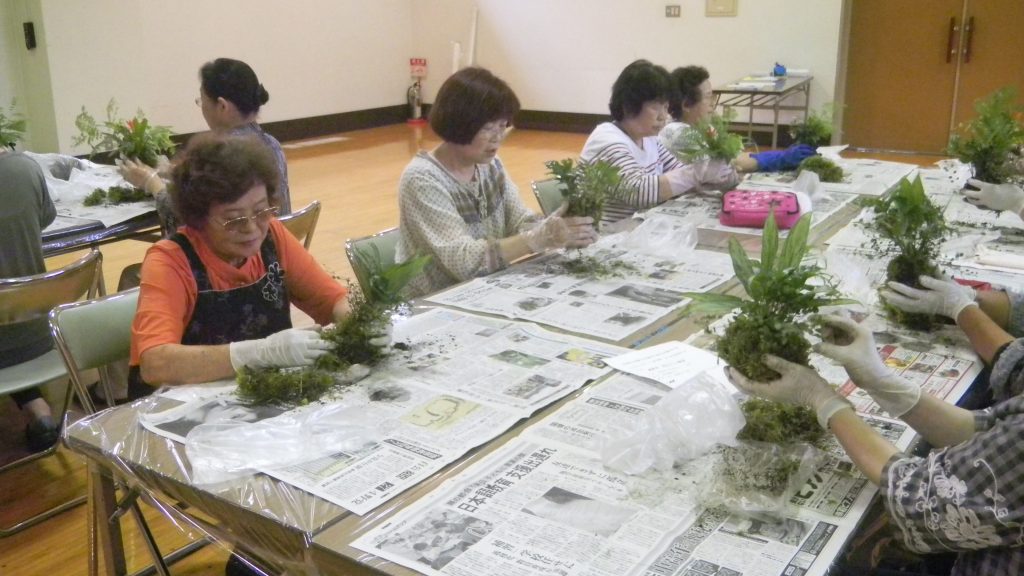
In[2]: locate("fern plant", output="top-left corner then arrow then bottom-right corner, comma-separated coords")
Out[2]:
545,158 -> 623,226
864,176 -> 949,329
789,104 -> 834,148
947,87 -> 1024,184
73,99 -> 175,167
666,110 -> 744,163
0,99 -> 26,150
682,213 -> 854,444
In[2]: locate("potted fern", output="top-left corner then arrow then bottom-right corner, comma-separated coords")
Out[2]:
948,87 -> 1024,185
73,99 -> 176,167
789,104 -> 834,148
682,213 -> 853,444
236,253 -> 430,407
864,176 -> 949,330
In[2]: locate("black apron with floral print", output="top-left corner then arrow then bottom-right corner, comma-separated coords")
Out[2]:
127,232 -> 291,398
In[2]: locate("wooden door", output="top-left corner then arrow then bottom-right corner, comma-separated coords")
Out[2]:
843,0 -> 963,152
951,0 -> 1024,129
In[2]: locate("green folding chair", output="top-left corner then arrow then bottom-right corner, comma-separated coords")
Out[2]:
345,227 -> 400,295
531,178 -> 567,216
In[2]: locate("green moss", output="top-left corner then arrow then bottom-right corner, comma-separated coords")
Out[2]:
83,188 -> 107,207
236,366 -> 338,407
736,398 -> 823,445
798,156 -> 844,183
560,254 -> 638,279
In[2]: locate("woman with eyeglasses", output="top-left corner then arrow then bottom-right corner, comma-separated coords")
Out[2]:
580,60 -> 738,224
396,67 -> 598,297
119,58 -> 291,235
127,134 -> 369,397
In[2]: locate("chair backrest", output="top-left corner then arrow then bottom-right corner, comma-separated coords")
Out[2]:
344,228 -> 399,295
49,288 -> 140,413
278,200 -> 322,250
531,178 -> 567,216
0,250 -> 103,327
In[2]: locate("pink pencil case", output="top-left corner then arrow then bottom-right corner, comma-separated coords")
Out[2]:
720,190 -> 801,229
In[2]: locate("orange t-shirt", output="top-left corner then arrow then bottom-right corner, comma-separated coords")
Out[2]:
130,220 -> 347,364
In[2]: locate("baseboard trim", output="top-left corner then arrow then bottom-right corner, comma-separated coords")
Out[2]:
260,105 -> 408,142
515,110 -> 610,134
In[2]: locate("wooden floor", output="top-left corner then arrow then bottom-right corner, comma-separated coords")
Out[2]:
0,125 -> 945,575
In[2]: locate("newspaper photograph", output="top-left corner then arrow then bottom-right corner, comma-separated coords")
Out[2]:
426,249 -> 733,342
140,309 -> 626,514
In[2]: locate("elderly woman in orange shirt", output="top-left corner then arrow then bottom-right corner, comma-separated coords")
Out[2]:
127,134 -> 363,398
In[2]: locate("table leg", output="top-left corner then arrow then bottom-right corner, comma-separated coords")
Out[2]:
89,462 -> 126,576
773,97 -> 780,149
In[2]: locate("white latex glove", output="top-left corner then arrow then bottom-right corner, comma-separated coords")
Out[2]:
814,315 -> 922,417
725,355 -> 853,429
964,179 -> 1024,216
337,363 -> 371,385
368,320 -> 393,349
665,166 -> 699,197
701,159 -> 741,191
523,203 -> 598,252
229,326 -> 332,370
880,275 -> 977,321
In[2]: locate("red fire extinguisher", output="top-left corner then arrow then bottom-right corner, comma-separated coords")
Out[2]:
407,80 -> 425,124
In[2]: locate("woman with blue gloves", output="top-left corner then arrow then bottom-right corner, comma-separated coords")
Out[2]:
659,66 -> 817,174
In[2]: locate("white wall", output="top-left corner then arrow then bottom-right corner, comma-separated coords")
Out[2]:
5,0 -> 414,153
414,0 -> 844,121
0,0 -> 845,153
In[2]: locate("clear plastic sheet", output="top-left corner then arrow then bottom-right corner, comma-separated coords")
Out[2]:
599,372 -> 746,475
608,213 -> 699,259
64,387 -> 359,574
699,441 -> 824,517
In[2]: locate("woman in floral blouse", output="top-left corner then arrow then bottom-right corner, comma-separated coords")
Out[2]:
727,312 -> 1024,576
395,67 -> 598,297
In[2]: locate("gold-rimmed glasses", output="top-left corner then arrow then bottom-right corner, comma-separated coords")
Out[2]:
217,206 -> 279,233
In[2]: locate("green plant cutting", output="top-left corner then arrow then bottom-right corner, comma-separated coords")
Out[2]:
798,156 -> 844,183
82,185 -> 149,207
73,99 -> 176,167
947,87 -> 1024,184
789,104 -> 834,148
864,176 -> 950,329
235,250 -> 430,407
666,110 -> 744,163
545,158 -> 623,226
0,99 -> 26,149
682,212 -> 854,444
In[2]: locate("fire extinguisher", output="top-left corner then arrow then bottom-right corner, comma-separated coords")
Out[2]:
407,80 -> 423,122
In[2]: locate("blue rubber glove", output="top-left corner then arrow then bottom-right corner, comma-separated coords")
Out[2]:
751,144 -> 817,172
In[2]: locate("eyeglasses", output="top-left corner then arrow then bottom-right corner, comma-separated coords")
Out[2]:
217,206 -> 279,233
478,122 -> 512,142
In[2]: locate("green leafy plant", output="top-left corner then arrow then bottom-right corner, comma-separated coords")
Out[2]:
864,176 -> 949,329
947,87 -> 1024,184
560,254 -> 637,279
682,213 -> 853,444
798,156 -> 844,183
82,185 -> 149,207
73,99 -> 175,167
235,253 -> 430,407
0,99 -> 26,150
789,104 -> 834,147
666,110 -> 744,163
545,158 -> 623,226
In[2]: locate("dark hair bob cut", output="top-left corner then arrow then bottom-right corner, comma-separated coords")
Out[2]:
200,58 -> 269,116
668,66 -> 710,119
609,59 -> 674,121
430,67 -> 520,145
170,133 -> 280,229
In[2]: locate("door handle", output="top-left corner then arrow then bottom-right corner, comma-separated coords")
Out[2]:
962,16 -> 974,63
946,17 -> 958,63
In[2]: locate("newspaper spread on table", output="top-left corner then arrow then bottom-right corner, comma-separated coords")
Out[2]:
352,370 -> 917,576
646,189 -> 858,239
738,158 -> 917,196
426,248 -> 734,342
140,308 -> 627,514
25,151 -> 154,227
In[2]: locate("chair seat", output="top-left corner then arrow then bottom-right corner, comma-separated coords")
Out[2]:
0,349 -> 68,396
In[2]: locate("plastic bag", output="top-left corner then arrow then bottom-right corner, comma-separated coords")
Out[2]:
601,372 -> 745,475
698,440 -> 823,516
185,401 -> 380,485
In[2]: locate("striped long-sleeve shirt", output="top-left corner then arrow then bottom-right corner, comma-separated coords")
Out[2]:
579,122 -> 683,223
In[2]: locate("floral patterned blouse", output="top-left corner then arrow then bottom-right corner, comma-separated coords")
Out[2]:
882,343 -> 1024,575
